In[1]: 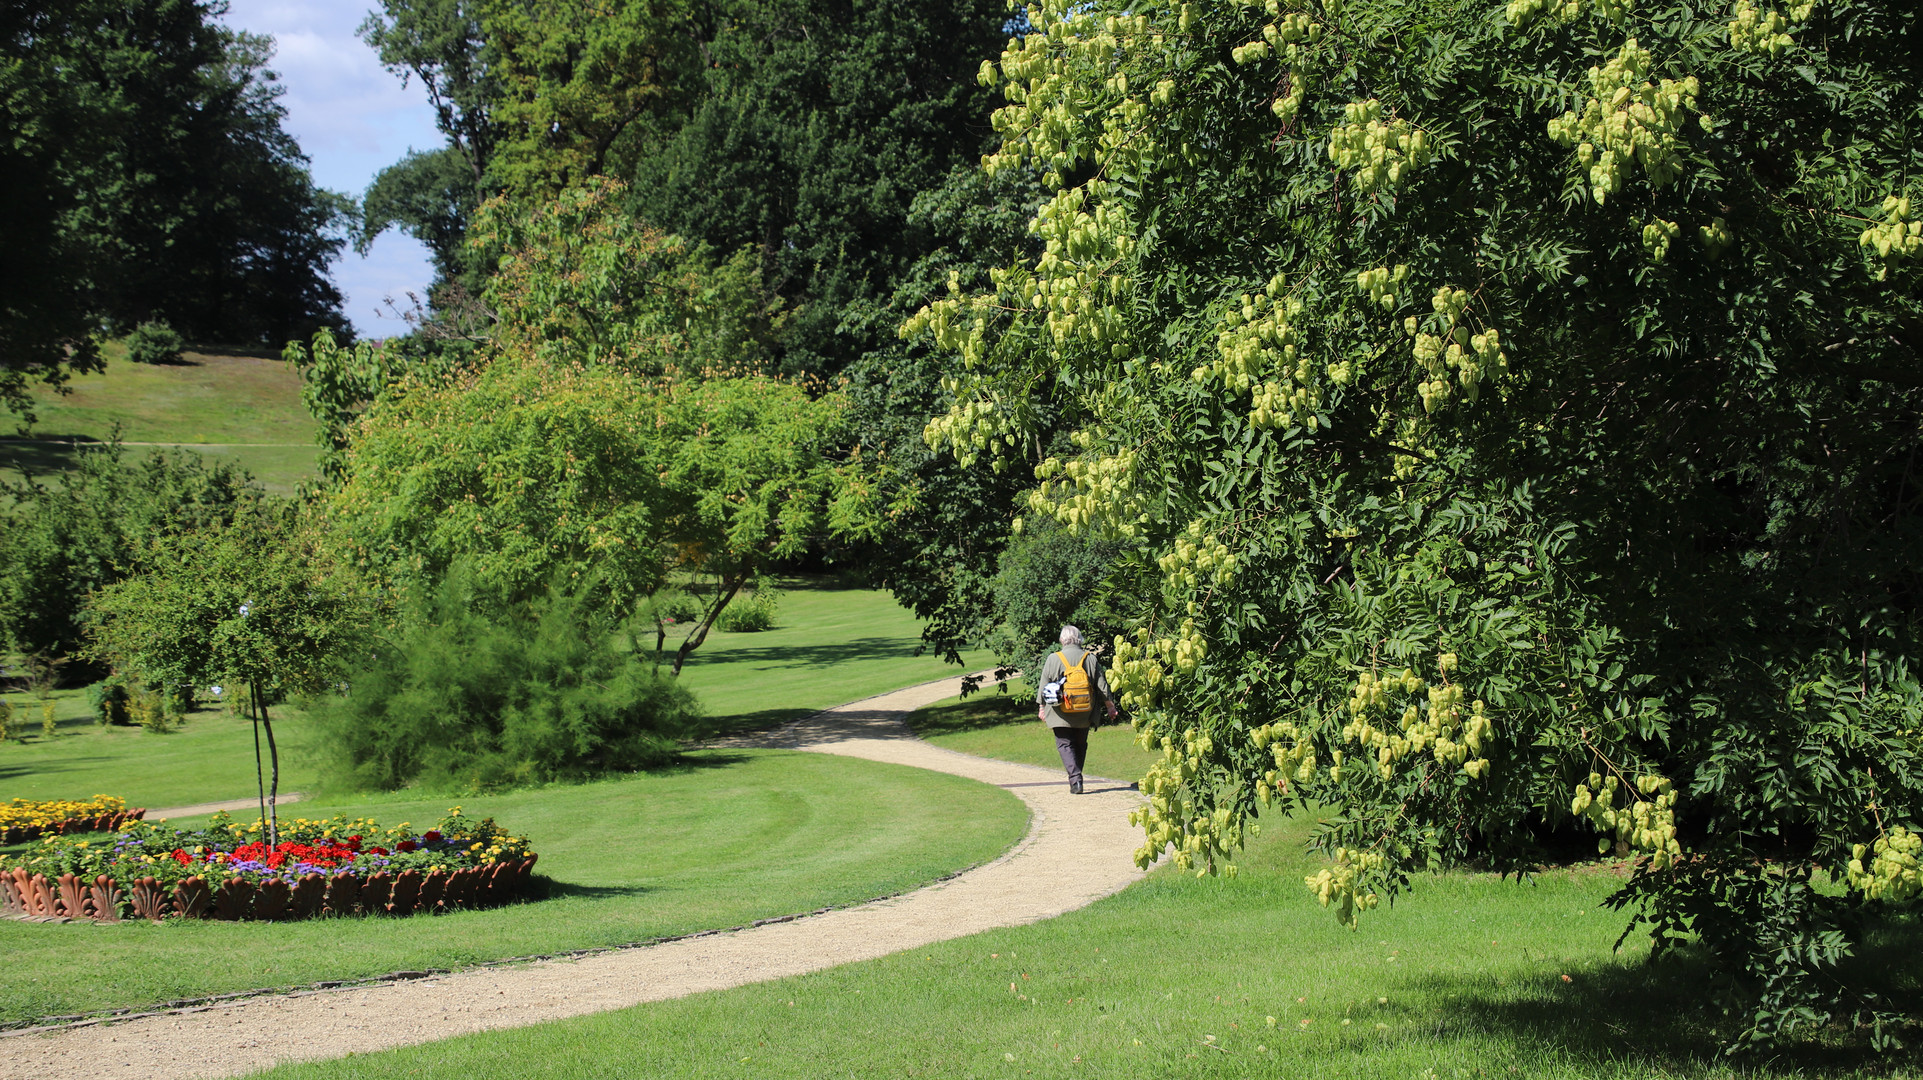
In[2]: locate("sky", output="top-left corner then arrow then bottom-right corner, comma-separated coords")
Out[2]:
218,0 -> 441,339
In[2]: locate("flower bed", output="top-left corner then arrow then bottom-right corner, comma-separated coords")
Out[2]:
0,796 -> 147,844
0,807 -> 537,923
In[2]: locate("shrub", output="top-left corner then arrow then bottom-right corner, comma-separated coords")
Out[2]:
715,585 -> 783,633
0,701 -> 13,741
0,441 -> 260,668
314,568 -> 702,792
125,690 -> 173,734
85,679 -> 132,725
124,320 -> 184,365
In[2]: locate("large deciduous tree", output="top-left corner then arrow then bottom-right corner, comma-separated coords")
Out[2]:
321,181 -> 874,672
357,0 -> 498,292
909,0 -> 1923,1048
0,0 -> 350,379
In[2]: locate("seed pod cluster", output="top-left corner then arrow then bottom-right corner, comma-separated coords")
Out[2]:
1545,39 -> 1701,205
1507,0 -> 1632,25
1641,218 -> 1680,263
1304,846 -> 1384,927
1699,216 -> 1734,259
1727,0 -> 1815,56
1194,276 -> 1327,431
1328,100 -> 1433,195
1845,825 -> 1921,903
1408,285 -> 1508,413
1859,195 -> 1921,281
1570,771 -> 1684,868
979,5 -> 1168,186
1340,659 -> 1493,781
1030,445 -> 1148,535
1156,520 -> 1239,592
1130,723 -> 1245,874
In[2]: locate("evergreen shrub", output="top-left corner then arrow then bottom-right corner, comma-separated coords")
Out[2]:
315,568 -> 700,792
124,320 -> 184,365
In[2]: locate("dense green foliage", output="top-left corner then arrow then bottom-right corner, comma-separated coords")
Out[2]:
358,0 -> 1011,377
911,0 -> 1923,1049
0,0 -> 350,411
618,0 -> 1012,377
85,504 -> 361,703
313,567 -> 698,791
308,180 -> 878,672
0,442 -> 261,666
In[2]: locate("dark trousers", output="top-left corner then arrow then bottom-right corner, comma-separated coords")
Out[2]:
1053,726 -> 1088,786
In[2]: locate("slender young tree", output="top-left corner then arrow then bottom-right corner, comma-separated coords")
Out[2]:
87,506 -> 366,845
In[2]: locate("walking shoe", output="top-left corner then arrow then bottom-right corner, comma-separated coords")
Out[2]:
1069,779 -> 1084,795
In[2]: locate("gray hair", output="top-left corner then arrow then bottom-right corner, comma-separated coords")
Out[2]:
1058,625 -> 1084,647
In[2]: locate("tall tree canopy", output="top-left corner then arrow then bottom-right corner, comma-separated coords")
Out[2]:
316,182 -> 876,669
619,0 -> 1011,377
910,0 -> 1923,1048
356,0 -> 1010,376
0,0 -> 350,404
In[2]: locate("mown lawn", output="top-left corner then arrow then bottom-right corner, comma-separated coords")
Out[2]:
906,689 -> 1161,784
0,580 -> 986,808
0,582 -> 1022,1022
0,346 -> 319,493
0,690 -> 315,809
0,749 -> 1026,1022
674,579 -> 993,737
259,808 -> 1922,1080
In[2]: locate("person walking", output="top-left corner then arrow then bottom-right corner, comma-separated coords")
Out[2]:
1036,625 -> 1118,794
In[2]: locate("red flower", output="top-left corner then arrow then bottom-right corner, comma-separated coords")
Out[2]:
396,840 -> 418,853
422,830 -> 442,843
171,849 -> 193,866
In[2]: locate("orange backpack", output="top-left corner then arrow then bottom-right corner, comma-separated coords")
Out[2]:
1057,651 -> 1094,714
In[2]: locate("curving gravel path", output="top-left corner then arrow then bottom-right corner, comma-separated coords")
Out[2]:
0,673 -> 1149,1079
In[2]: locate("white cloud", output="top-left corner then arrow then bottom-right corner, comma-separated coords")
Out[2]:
220,0 -> 441,335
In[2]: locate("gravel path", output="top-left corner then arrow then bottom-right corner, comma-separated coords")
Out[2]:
0,673 -> 1149,1079
144,794 -> 305,821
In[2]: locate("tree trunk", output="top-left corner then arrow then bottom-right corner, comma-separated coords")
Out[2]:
254,684 -> 281,849
671,572 -> 749,676
250,684 -> 266,835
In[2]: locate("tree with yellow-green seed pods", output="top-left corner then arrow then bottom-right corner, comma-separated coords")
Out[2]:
898,0 -> 1923,1054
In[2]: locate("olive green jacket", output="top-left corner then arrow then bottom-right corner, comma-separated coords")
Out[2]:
1035,645 -> 1114,730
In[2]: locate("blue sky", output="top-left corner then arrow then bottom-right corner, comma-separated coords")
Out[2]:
219,0 -> 440,339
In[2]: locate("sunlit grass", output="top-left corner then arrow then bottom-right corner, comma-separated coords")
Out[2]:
0,749 -> 1026,1022
260,809 -> 1921,1080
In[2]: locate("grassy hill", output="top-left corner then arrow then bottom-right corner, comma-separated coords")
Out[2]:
1,343 -> 319,493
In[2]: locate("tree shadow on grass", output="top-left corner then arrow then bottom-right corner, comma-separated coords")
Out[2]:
679,637 -> 922,672
1395,922 -> 1923,1077
528,878 -> 654,902
686,708 -> 819,741
0,438 -> 86,478
0,755 -> 115,785
903,690 -> 1031,739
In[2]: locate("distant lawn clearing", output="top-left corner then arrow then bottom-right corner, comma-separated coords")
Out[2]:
674,579 -> 992,736
0,691 -> 314,809
0,749 -> 1026,1022
1,347 -> 319,493
908,687 -> 1161,784
256,809 -> 1922,1080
